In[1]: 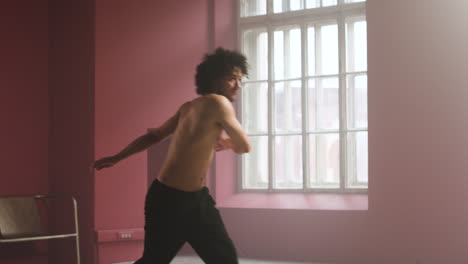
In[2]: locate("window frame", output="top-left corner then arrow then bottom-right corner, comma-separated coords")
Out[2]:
237,0 -> 368,194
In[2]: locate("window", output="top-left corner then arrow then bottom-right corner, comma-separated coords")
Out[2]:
239,0 -> 367,193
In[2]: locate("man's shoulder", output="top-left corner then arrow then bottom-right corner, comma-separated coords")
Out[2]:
200,94 -> 230,107
191,94 -> 232,119
177,100 -> 192,113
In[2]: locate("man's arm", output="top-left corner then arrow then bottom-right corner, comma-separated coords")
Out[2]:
214,95 -> 251,154
93,106 -> 182,170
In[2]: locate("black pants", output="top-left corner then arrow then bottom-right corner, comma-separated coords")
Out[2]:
134,179 -> 238,264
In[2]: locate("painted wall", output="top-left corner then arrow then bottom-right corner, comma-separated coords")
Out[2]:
94,0 -> 211,262
0,1 -> 49,196
218,0 -> 468,263
366,0 -> 468,262
48,0 -> 95,263
0,2 -> 49,264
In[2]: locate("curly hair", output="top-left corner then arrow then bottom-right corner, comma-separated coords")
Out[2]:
195,48 -> 248,95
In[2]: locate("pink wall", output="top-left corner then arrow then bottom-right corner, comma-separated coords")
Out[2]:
0,2 -> 49,263
366,0 -> 468,262
217,0 -> 468,263
0,1 -> 49,196
94,0 -> 211,262
48,0 -> 95,263
94,0 -> 209,229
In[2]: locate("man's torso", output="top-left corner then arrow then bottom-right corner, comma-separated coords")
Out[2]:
158,95 -> 223,191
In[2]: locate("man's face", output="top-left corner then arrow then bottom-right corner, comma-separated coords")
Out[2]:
217,66 -> 243,102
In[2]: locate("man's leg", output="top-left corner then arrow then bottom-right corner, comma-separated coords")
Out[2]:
133,221 -> 186,264
187,195 -> 238,264
134,180 -> 188,264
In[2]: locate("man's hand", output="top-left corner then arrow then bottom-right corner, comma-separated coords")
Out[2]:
215,137 -> 232,152
93,156 -> 119,170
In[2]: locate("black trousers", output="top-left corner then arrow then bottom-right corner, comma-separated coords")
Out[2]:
134,179 -> 238,264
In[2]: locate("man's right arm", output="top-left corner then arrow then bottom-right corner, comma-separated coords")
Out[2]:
93,133 -> 158,170
93,104 -> 184,170
213,95 -> 251,154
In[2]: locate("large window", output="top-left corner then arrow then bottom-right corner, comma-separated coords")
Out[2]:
239,0 -> 367,193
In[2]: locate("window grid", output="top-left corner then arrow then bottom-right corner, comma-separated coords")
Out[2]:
268,21 -> 274,191
338,11 -> 346,191
239,0 -> 367,193
300,24 -> 309,190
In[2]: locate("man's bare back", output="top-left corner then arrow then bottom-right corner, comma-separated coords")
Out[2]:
158,95 -> 226,191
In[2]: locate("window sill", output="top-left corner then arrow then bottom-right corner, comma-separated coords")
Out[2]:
217,192 -> 368,211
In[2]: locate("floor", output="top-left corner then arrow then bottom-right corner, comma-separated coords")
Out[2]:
114,255 -> 318,264
171,256 -> 316,263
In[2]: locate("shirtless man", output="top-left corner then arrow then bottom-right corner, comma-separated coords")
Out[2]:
93,48 -> 250,264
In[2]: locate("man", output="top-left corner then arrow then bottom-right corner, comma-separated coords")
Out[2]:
93,48 -> 250,264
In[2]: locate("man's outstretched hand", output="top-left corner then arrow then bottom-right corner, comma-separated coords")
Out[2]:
93,156 -> 119,170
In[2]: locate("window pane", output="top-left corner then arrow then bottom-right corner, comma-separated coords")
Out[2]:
274,27 -> 302,80
274,30 -> 284,79
347,74 -> 367,129
273,0 -> 287,13
306,0 -> 338,8
243,82 -> 269,133
347,131 -> 368,187
305,0 -> 320,9
308,78 -> 339,130
243,28 -> 268,81
274,135 -> 303,189
344,0 -> 366,3
320,24 -> 339,75
322,0 -> 337,7
289,28 -> 302,78
244,136 -> 269,189
274,80 -> 302,133
346,18 -> 367,72
307,26 -> 316,76
290,0 -> 304,11
309,133 -> 339,188
241,0 -> 267,17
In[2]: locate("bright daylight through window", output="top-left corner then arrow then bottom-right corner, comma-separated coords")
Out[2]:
239,0 -> 367,193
